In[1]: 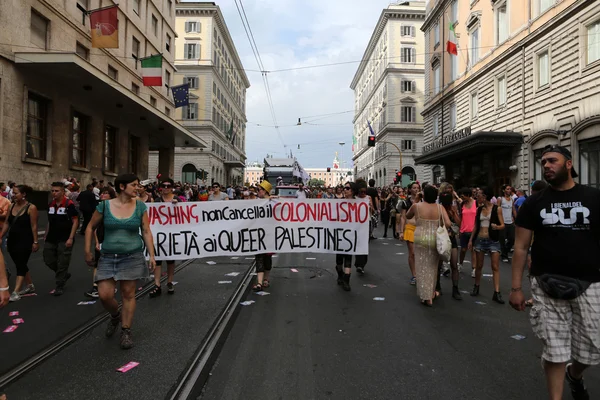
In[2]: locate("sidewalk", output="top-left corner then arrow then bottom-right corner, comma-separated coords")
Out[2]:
2,258 -> 253,399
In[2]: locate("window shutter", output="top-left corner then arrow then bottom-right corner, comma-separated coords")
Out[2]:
411,26 -> 415,37
412,80 -> 416,93
183,44 -> 189,59
411,107 -> 416,122
401,141 -> 406,151
195,44 -> 200,59
197,23 -> 201,33
411,48 -> 416,63
412,140 -> 417,151
185,22 -> 190,33
192,103 -> 198,118
182,105 -> 188,119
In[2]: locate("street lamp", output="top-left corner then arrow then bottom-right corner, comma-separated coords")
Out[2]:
338,142 -> 345,185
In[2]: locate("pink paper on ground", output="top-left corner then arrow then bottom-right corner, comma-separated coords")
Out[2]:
9,311 -> 19,316
116,361 -> 140,373
3,325 -> 18,333
12,318 -> 24,324
291,269 -> 299,273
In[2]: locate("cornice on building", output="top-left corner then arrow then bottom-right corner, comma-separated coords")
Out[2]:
176,3 -> 251,88
350,6 -> 426,90
422,0 -> 451,31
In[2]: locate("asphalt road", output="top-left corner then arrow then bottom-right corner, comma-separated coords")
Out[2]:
199,228 -> 600,400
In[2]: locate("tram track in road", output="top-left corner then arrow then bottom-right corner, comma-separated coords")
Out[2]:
0,259 -> 197,389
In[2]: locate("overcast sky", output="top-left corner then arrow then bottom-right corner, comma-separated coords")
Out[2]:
182,0 -> 393,168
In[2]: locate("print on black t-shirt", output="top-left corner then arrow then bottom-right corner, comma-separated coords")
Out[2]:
516,184 -> 600,282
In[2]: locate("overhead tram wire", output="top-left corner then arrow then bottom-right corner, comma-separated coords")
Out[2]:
234,0 -> 287,151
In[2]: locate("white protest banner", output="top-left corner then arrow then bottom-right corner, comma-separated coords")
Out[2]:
146,199 -> 369,260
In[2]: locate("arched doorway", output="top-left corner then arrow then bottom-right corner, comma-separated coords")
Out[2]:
401,166 -> 416,187
182,163 -> 197,184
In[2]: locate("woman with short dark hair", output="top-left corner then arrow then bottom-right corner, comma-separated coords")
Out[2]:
335,182 -> 358,291
85,174 -> 156,349
406,185 -> 451,306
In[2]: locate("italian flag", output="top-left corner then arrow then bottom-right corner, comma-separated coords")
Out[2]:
141,55 -> 162,86
447,23 -> 458,56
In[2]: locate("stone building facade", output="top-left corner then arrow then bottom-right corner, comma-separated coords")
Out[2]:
149,2 -> 249,186
351,1 -> 426,188
0,0 -> 203,205
417,0 -> 600,192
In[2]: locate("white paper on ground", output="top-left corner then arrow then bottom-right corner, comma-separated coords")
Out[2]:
231,257 -> 239,260
225,272 -> 240,277
463,261 -> 471,264
218,281 -> 233,284
291,268 -> 299,273
306,257 -> 316,260
245,257 -> 254,260
396,253 -> 405,255
475,301 -> 486,305
206,261 -> 217,265
373,297 -> 385,301
363,284 -> 377,288
483,274 -> 493,277
382,243 -> 389,245
240,300 -> 255,306
255,291 -> 270,296
511,334 -> 526,340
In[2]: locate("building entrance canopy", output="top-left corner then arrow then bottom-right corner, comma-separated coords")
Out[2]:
415,129 -> 523,165
15,52 -> 205,150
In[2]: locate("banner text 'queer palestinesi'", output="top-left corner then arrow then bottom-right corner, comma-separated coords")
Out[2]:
146,199 -> 370,260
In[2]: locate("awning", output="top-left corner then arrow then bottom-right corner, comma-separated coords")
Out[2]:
224,160 -> 245,168
415,130 -> 523,164
14,52 -> 206,149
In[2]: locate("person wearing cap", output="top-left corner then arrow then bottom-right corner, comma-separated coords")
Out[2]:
510,145 -> 600,400
253,180 -> 273,292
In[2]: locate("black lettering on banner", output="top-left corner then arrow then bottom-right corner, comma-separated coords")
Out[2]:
156,232 -> 168,257
275,227 -> 357,252
204,235 -> 217,253
171,233 -> 182,256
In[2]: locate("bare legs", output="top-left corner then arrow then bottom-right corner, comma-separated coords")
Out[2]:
98,279 -> 137,328
407,241 -> 416,277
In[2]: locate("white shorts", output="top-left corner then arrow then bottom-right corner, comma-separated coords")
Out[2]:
530,278 -> 600,365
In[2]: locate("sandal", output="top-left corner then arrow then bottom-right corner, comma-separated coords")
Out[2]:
262,279 -> 270,288
434,291 -> 442,299
149,285 -> 162,298
252,283 -> 262,292
421,300 -> 433,307
525,299 -> 534,307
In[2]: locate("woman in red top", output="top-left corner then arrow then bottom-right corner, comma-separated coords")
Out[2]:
458,188 -> 477,277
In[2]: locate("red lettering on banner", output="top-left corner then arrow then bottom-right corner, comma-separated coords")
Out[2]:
149,204 -> 200,225
358,202 -> 369,223
269,200 -> 368,223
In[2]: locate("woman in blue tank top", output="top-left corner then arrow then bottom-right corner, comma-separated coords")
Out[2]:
84,174 -> 156,350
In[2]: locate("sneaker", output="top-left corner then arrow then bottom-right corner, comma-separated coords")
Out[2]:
492,291 -> 505,304
167,282 -> 175,295
17,284 -> 36,296
502,257 -> 510,263
471,268 -> 476,278
120,328 -> 134,349
442,265 -> 451,277
106,312 -> 121,338
409,277 -> 417,286
356,267 -> 365,275
85,286 -> 99,298
566,363 -> 590,400
457,263 -> 463,273
53,286 -> 64,296
9,292 -> 21,302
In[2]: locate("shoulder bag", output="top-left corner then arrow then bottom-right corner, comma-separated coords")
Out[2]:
535,274 -> 591,300
436,204 -> 452,262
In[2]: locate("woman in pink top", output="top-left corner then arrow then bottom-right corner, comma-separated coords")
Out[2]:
458,188 -> 477,277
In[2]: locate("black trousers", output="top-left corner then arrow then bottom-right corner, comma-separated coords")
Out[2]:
381,211 -> 390,236
335,254 -> 352,269
500,223 -> 515,258
81,210 -> 94,232
8,248 -> 32,277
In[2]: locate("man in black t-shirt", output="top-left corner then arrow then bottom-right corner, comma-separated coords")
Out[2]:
510,145 -> 600,400
366,179 -> 379,240
43,182 -> 79,296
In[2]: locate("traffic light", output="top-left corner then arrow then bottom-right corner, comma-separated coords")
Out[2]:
368,136 -> 376,147
396,171 -> 402,182
393,178 -> 398,184
327,167 -> 331,172
196,170 -> 209,180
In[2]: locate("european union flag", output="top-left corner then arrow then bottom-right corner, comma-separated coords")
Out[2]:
171,83 -> 189,108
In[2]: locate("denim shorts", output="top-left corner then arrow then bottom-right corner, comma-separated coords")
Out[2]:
474,238 -> 501,253
96,252 -> 149,282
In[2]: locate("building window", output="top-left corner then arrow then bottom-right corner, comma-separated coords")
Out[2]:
165,70 -> 171,88
579,139 -> 600,189
104,125 -> 117,172
150,96 -> 157,107
26,93 -> 48,160
587,20 -> 600,65
186,76 -> 199,89
450,52 -> 459,80
451,0 -> 458,23
133,0 -> 140,15
183,103 -> 198,120
185,21 -> 200,33
132,37 -> 140,61
167,0 -> 173,17
537,50 -> 550,88
213,82 -> 217,94
434,23 -> 440,47
401,47 -> 416,63
166,33 -> 171,52
30,10 -> 48,49
470,27 -> 479,65
401,80 -> 414,93
129,135 -> 139,175
433,64 -> 440,94
401,26 -> 414,36
108,65 -> 118,80
401,106 -> 416,123
433,115 -> 439,137
496,1 -> 508,44
184,43 -> 200,59
151,15 -> 158,36
470,92 -> 479,120
401,140 -> 415,151
539,0 -> 553,15
131,83 -> 139,95
70,112 -> 87,168
76,42 -> 89,60
165,107 -> 171,117
449,103 -> 457,130
497,75 -> 507,106
533,148 -> 544,181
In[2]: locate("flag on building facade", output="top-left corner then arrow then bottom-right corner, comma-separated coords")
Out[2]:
141,55 -> 162,86
229,121 -> 236,144
89,6 -> 119,48
367,120 -> 375,136
352,134 -> 357,151
447,22 -> 458,55
171,83 -> 190,108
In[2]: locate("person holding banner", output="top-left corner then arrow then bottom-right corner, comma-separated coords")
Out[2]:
354,179 -> 372,276
335,182 -> 358,291
150,178 -> 179,297
209,182 -> 229,201
253,180 -> 274,292
85,174 -> 156,349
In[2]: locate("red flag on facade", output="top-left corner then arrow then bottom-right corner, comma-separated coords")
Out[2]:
89,6 -> 119,48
